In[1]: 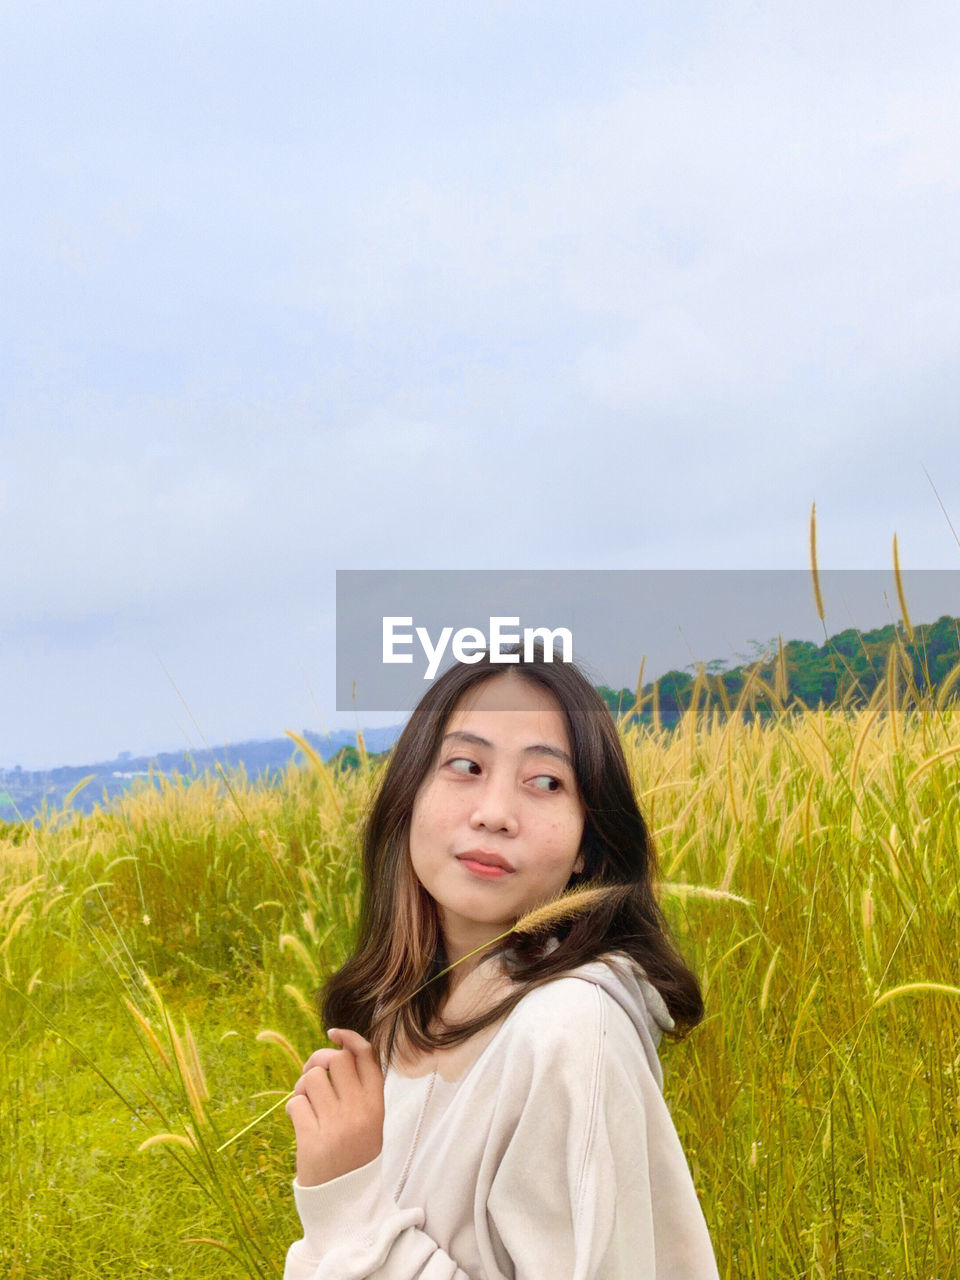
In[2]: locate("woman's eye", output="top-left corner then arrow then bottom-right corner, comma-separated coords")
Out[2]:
531,775 -> 561,792
447,757 -> 479,775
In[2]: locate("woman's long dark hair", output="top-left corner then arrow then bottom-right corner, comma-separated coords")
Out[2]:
321,643 -> 705,1063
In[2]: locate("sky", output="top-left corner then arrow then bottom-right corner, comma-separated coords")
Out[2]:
3,0 -> 960,769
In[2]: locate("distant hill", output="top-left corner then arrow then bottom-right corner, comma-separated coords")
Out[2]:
0,726 -> 402,822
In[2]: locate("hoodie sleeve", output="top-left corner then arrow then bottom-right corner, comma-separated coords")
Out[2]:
283,1155 -> 475,1280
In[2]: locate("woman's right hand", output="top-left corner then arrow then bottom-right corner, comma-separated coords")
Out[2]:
285,1028 -> 385,1187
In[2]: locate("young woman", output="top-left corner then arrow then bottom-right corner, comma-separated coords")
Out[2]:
283,646 -> 720,1279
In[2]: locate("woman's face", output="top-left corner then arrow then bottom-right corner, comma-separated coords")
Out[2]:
408,673 -> 586,964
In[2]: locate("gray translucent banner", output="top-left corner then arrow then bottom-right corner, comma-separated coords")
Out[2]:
335,569 -> 960,712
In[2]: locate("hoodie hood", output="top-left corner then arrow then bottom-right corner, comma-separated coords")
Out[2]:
450,941 -> 677,1092
565,952 -> 675,1091
513,939 -> 674,1091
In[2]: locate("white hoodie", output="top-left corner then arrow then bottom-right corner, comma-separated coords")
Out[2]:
283,949 -> 720,1279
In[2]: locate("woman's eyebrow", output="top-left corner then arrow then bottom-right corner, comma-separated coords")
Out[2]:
441,730 -> 573,770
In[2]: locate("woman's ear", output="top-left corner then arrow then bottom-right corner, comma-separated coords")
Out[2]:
573,852 -> 585,875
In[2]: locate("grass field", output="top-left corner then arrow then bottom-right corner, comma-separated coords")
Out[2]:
2,661 -> 958,1279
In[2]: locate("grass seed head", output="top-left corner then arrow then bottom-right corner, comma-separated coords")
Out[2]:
510,883 -> 625,936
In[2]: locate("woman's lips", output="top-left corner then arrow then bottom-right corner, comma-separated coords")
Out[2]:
456,853 -> 515,879
458,858 -> 510,879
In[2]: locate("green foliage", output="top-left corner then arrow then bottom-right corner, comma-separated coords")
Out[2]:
604,614 -> 960,727
326,744 -> 390,772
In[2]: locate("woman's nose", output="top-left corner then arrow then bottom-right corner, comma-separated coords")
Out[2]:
469,776 -> 519,836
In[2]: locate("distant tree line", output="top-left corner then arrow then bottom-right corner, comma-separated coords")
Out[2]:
596,614 -> 960,727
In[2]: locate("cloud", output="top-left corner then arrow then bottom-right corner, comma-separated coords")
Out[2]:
3,0 -> 960,764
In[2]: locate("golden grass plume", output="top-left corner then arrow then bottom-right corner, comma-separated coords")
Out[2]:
892,533 -> 914,642
872,981 -> 960,1009
810,501 -> 825,624
138,1131 -> 199,1153
510,883 -> 625,936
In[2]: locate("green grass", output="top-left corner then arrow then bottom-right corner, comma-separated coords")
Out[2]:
2,673 -> 959,1278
